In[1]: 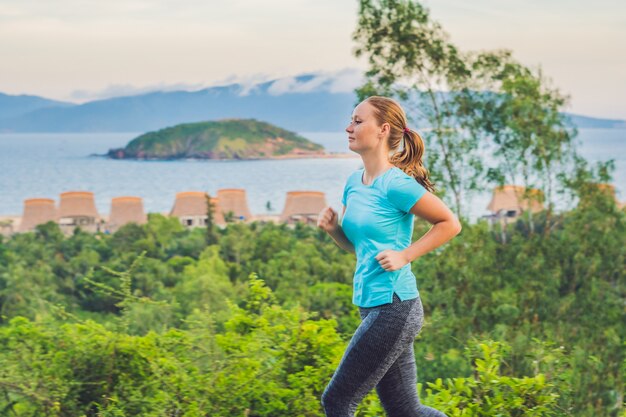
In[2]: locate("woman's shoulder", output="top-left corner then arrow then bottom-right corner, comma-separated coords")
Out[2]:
383,167 -> 427,195
383,167 -> 427,211
388,166 -> 413,180
381,167 -> 414,187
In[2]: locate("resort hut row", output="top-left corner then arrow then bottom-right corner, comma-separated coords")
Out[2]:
168,189 -> 328,228
19,192 -> 104,234
15,188 -> 330,234
19,192 -> 147,234
10,183 -> 624,235
17,190 -> 256,233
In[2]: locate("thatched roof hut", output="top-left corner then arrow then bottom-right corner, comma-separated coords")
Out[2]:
58,191 -> 99,219
19,198 -> 57,232
217,188 -> 253,221
280,191 -> 327,224
57,191 -> 100,233
170,191 -> 225,226
170,191 -> 208,217
108,196 -> 147,232
486,185 -> 544,216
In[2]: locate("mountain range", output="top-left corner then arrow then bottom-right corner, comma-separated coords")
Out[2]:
1,74 -> 624,133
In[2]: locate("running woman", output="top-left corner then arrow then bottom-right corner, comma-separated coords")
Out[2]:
317,96 -> 460,417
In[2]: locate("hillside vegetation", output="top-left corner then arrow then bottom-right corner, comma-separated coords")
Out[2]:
107,118 -> 325,160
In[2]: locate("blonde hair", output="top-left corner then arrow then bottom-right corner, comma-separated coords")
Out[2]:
364,96 -> 435,193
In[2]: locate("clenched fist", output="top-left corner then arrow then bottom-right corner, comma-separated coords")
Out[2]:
375,249 -> 410,271
317,206 -> 339,233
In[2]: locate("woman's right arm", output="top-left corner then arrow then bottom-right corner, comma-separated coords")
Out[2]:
317,206 -> 355,254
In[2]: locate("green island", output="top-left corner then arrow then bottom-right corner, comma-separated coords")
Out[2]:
107,119 -> 326,160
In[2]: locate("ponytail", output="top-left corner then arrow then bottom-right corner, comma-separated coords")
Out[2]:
390,129 -> 436,193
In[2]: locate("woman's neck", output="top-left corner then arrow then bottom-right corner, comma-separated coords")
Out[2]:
361,152 -> 394,185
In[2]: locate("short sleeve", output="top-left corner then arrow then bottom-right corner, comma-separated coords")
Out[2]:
342,171 -> 357,206
387,174 -> 427,213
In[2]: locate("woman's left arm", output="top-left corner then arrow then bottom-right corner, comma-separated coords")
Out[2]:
375,192 -> 462,271
402,192 -> 462,262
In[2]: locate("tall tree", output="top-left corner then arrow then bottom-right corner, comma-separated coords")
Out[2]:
353,0 -> 479,218
353,0 -> 579,227
205,193 -> 219,245
470,54 -> 578,234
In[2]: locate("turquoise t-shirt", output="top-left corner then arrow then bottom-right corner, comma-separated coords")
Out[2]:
341,167 -> 427,307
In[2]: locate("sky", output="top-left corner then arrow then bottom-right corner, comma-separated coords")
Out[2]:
1,0 -> 625,119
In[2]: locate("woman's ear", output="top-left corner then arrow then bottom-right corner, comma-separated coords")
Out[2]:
379,122 -> 391,138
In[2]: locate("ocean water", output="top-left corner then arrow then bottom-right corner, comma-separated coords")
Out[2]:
0,129 -> 624,223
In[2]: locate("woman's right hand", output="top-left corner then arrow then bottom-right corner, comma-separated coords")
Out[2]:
317,206 -> 339,233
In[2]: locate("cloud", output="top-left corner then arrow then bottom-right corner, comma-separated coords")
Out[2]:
66,68 -> 365,102
327,68 -> 365,93
267,68 -> 363,95
208,73 -> 276,97
69,82 -> 206,102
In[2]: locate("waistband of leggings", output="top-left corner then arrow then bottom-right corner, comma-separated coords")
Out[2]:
358,293 -> 420,312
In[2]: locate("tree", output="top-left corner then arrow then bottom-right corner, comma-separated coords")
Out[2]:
471,55 -> 578,234
205,193 -> 219,245
354,0 -> 480,218
353,0 -> 579,228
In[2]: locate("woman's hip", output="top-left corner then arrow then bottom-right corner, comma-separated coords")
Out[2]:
357,293 -> 424,338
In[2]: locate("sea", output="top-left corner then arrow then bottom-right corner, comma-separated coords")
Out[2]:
0,129 -> 624,224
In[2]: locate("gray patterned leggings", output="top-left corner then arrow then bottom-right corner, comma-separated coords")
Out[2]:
321,293 -> 447,417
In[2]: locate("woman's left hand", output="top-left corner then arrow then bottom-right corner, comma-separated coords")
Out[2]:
375,249 -> 410,271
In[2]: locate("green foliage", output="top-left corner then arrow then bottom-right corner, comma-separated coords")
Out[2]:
0,201 -> 623,415
421,339 -> 568,416
172,246 -> 242,326
115,119 -> 323,159
0,273 -> 347,416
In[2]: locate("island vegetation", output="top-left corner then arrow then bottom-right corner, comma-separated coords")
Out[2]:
107,118 -> 326,160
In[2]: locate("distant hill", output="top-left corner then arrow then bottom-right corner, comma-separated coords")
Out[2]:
1,73 -> 624,133
0,93 -> 74,122
0,75 -> 356,133
565,113 -> 626,129
107,118 -> 326,160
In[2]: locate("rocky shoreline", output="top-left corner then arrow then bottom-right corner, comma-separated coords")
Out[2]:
102,150 -> 358,161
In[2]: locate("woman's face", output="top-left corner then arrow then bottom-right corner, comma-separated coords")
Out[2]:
345,101 -> 386,154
